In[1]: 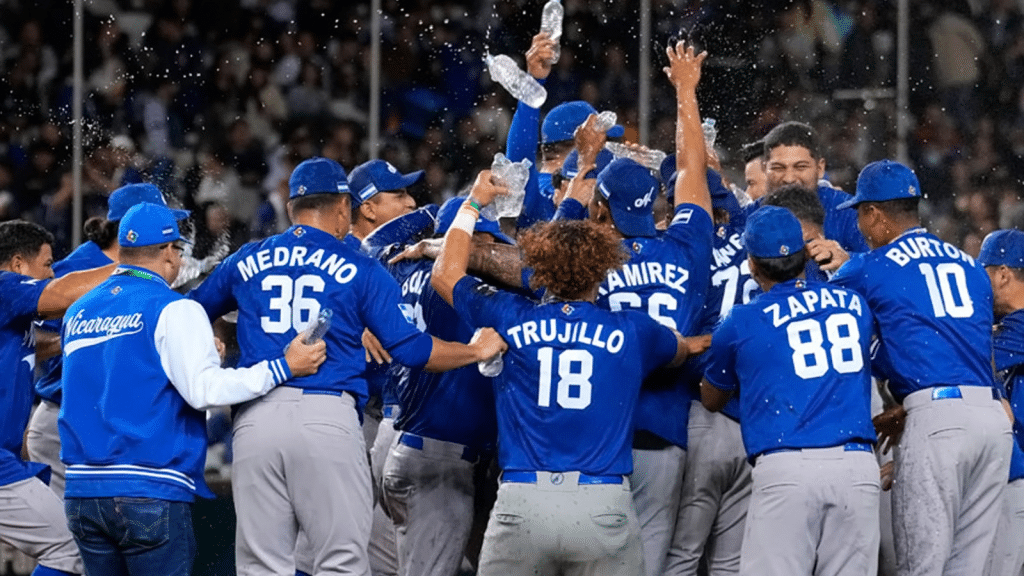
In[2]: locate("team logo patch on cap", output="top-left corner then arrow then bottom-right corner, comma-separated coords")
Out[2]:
386,163 -> 398,174
126,230 -> 138,243
162,227 -> 174,236
908,185 -> 916,196
296,185 -> 307,196
779,244 -> 791,256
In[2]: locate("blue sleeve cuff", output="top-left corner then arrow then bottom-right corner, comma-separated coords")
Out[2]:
269,357 -> 292,385
553,198 -> 588,222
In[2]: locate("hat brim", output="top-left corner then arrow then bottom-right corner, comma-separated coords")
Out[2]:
475,218 -> 515,245
609,207 -> 656,238
170,208 -> 191,221
835,196 -> 861,210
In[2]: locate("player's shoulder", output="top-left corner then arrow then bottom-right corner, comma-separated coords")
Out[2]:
816,182 -> 854,209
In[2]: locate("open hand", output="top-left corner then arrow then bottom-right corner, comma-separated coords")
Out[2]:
663,41 -> 707,93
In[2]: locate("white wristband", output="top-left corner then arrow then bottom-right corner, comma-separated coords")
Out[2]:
449,208 -> 478,235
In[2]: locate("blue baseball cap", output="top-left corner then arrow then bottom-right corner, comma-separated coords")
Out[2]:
107,183 -> 189,222
289,157 -> 350,199
348,159 -> 425,207
978,229 -> 1024,268
541,101 -> 625,144
435,196 -> 515,245
596,158 -> 658,238
561,148 -> 614,179
118,202 -> 184,247
743,206 -> 804,259
837,160 -> 921,210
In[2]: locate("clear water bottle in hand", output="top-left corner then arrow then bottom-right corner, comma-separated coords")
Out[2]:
592,110 -> 618,133
486,54 -> 547,108
490,153 -> 532,219
474,328 -> 504,377
702,118 -> 717,148
604,141 -> 667,171
540,0 -> 563,64
302,309 -> 333,344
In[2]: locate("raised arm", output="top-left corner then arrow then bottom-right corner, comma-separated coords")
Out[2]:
664,42 -> 711,216
432,171 -> 510,306
37,263 -> 118,319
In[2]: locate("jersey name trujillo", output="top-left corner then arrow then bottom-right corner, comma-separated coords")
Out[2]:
762,286 -> 864,328
504,319 -> 626,354
885,236 -> 976,267
236,246 -> 359,284
598,261 -> 689,296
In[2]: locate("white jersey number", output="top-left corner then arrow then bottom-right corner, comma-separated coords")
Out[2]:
919,263 -> 974,318
608,291 -> 678,329
786,313 -> 863,379
537,348 -> 593,410
711,261 -> 758,318
261,274 -> 325,333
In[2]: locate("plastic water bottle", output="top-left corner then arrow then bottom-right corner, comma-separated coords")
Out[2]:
593,110 -> 617,132
540,0 -> 563,64
490,153 -> 532,219
702,118 -> 717,148
474,328 -> 504,377
302,309 -> 333,344
729,183 -> 754,208
604,142 -> 667,171
486,54 -> 547,108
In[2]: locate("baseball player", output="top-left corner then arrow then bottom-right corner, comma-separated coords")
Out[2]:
430,170 -> 706,576
60,202 -> 326,576
978,229 -> 1024,576
702,205 -> 880,576
187,157 -> 505,575
27,183 -> 187,498
831,160 -> 1011,576
761,184 -> 846,280
368,196 -> 512,576
507,32 -> 624,229
761,121 -> 869,254
665,170 -> 752,576
548,42 -> 711,576
0,220 -> 117,576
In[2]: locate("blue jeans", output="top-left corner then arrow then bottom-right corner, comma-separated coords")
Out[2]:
65,497 -> 196,576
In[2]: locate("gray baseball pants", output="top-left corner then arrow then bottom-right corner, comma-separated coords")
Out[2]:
381,435 -> 476,576
665,401 -> 750,576
477,472 -> 643,576
985,477 -> 1024,576
233,387 -> 372,576
893,386 -> 1013,576
25,400 -> 65,497
0,476 -> 82,573
630,445 -> 685,576
740,447 -> 880,576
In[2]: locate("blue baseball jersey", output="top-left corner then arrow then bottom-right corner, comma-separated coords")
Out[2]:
595,203 -> 713,448
705,279 -> 876,460
453,276 -> 678,475
995,309 -> 1024,482
831,228 -> 994,401
0,272 -> 50,486
34,241 -> 113,403
188,225 -> 434,403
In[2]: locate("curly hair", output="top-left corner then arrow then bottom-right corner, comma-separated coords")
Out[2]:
520,219 -> 629,301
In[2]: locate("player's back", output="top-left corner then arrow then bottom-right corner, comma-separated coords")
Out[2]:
832,228 -> 994,401
190,224 -> 430,402
710,278 -> 876,460
488,296 -> 676,476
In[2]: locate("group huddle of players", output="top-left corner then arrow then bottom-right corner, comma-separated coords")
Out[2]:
2,36 -> 1023,576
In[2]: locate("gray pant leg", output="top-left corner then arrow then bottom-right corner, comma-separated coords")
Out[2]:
25,400 -> 65,497
630,445 -> 685,576
985,478 -> 1024,576
368,418 -> 399,576
234,388 -> 373,576
381,442 -> 475,576
666,402 -> 749,576
0,477 -> 82,573
893,389 -> 1012,576
740,449 -> 879,576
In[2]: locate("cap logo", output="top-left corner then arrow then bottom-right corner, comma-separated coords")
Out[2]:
338,182 -> 348,193
126,230 -> 138,243
779,244 -> 791,256
360,184 -> 379,201
908,185 -> 916,196
633,188 -> 655,208
386,163 -> 398,174
297,185 -> 307,196
162,227 -> 174,236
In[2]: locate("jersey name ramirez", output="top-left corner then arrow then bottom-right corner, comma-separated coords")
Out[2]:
598,261 -> 689,296
762,286 -> 864,327
236,246 -> 358,284
505,319 -> 625,354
